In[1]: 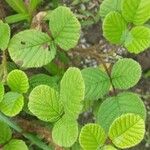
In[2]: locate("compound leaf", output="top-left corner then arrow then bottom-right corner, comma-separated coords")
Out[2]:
49,6 -> 81,50
0,121 -> 12,145
103,11 -> 127,44
121,0 -> 150,25
8,29 -> 56,68
28,85 -> 63,122
52,116 -> 78,147
111,58 -> 142,89
7,69 -> 29,94
4,139 -> 28,150
97,92 -> 146,132
0,92 -> 24,117
0,21 -> 10,51
81,67 -> 110,100
79,123 -> 106,150
124,26 -> 150,54
109,113 -> 145,149
0,82 -> 4,102
100,0 -> 122,18
60,67 -> 85,119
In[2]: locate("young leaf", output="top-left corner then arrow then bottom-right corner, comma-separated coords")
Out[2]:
8,30 -> 56,68
0,121 -> 12,145
79,123 -> 106,150
101,145 -> 117,150
124,26 -> 150,54
0,82 -> 4,102
100,0 -> 122,18
111,58 -> 142,89
4,139 -> 28,150
109,113 -> 145,149
49,6 -> 81,50
97,92 -> 146,132
7,69 -> 29,94
121,0 -> 150,25
28,85 -> 63,122
60,67 -> 85,119
5,0 -> 28,14
0,21 -> 10,51
0,92 -> 24,117
81,67 -> 110,100
52,116 -> 78,147
103,11 -> 127,44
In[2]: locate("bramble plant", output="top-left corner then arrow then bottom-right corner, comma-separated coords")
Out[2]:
0,0 -> 149,150
100,0 -> 150,53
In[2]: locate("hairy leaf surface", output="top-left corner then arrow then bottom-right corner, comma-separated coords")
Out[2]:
0,21 -> 10,51
81,67 -> 110,100
109,113 -> 145,149
49,6 -> 81,50
28,85 -> 63,122
124,26 -> 150,54
0,82 -> 4,102
0,121 -> 12,144
52,116 -> 78,147
60,67 -> 85,119
8,30 -> 56,68
111,58 -> 141,89
0,92 -> 24,117
121,0 -> 150,25
7,69 -> 29,94
103,11 -> 127,44
79,123 -> 106,150
97,92 -> 146,132
4,139 -> 28,150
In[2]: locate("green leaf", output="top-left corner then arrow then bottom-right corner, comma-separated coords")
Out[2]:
60,67 -> 85,119
28,85 -> 63,122
49,6 -> 81,50
97,92 -> 146,132
0,92 -> 24,117
28,0 -> 42,13
5,0 -> 28,13
8,29 -> 56,68
5,14 -> 30,24
111,58 -> 142,89
29,74 -> 58,91
0,82 -> 4,102
100,0 -> 122,18
4,139 -> 28,150
81,67 -> 110,100
52,116 -> 78,147
0,121 -> 12,144
79,123 -> 106,150
101,145 -> 117,150
103,11 -> 127,44
0,21 -> 10,51
124,26 -> 150,54
121,0 -> 150,25
109,113 -> 145,149
7,69 -> 29,94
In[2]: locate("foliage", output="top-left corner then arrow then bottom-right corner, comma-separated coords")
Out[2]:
0,1 -> 149,150
100,0 -> 150,53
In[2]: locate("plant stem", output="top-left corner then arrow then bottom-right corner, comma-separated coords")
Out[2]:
0,112 -> 52,150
